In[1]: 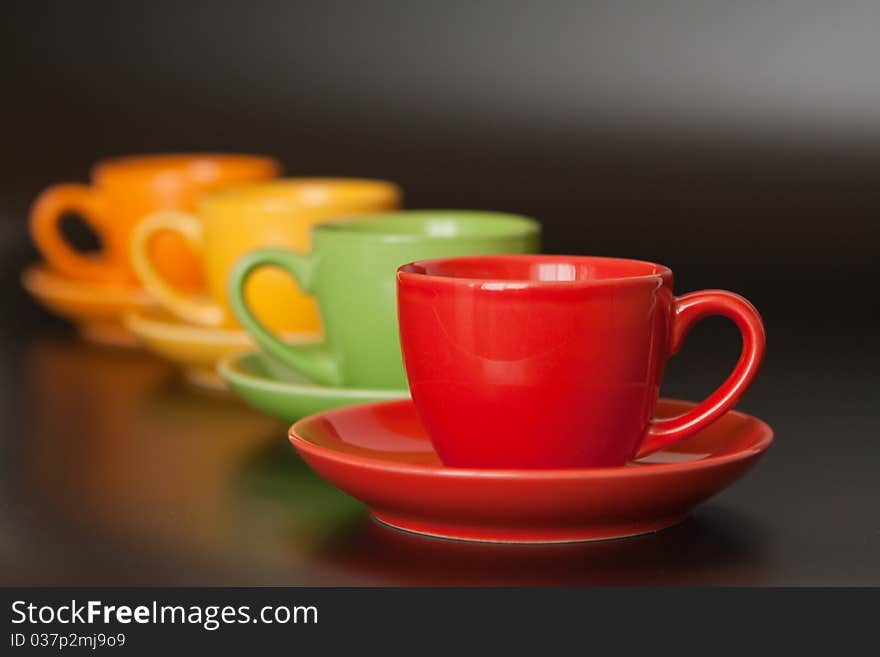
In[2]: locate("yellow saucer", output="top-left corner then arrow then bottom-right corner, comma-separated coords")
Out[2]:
124,309 -> 319,390
22,263 -> 155,347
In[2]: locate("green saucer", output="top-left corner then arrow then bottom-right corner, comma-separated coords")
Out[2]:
219,349 -> 409,425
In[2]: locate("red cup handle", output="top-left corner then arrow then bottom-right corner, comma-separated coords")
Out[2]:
634,290 -> 766,459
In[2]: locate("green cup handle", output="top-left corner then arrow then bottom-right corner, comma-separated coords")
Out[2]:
227,248 -> 342,387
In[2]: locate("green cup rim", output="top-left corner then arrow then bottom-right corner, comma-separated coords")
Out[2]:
312,210 -> 541,243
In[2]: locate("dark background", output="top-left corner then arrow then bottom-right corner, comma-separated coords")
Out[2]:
0,1 -> 877,584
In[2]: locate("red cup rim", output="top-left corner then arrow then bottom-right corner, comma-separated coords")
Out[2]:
397,254 -> 673,290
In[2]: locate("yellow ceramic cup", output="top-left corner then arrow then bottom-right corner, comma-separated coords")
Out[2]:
130,178 -> 401,333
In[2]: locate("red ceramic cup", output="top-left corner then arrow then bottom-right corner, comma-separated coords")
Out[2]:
397,255 -> 765,469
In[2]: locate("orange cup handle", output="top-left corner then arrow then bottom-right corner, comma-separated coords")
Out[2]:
29,184 -> 122,282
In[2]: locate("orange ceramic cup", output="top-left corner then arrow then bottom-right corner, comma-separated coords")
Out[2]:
29,154 -> 280,288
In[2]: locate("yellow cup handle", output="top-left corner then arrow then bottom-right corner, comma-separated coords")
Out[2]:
131,211 -> 224,326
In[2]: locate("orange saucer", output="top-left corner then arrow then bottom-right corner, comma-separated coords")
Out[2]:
22,263 -> 155,347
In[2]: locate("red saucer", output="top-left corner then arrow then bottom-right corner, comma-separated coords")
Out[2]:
289,399 -> 772,543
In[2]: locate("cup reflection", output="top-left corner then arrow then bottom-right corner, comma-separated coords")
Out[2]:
12,336 -> 771,585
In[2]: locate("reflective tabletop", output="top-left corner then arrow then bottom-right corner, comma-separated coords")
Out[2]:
1,323 -> 877,586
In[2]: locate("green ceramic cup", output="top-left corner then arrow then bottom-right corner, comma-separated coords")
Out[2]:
227,210 -> 541,389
